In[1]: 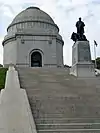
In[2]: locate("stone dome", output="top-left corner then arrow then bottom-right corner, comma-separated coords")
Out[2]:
7,7 -> 58,31
3,6 -> 64,68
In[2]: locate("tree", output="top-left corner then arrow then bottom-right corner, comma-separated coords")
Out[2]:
0,64 -> 3,67
64,64 -> 71,68
92,57 -> 100,69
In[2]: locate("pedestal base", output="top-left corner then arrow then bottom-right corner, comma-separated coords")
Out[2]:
71,41 -> 95,77
70,62 -> 95,77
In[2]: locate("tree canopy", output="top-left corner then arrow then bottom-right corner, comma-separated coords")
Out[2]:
0,64 -> 3,67
92,57 -> 100,69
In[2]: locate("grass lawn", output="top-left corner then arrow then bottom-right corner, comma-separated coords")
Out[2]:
0,68 -> 8,90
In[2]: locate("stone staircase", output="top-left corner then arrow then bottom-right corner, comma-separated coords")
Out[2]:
17,67 -> 100,133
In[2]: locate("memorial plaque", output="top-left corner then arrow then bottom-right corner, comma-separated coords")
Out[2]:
78,42 -> 91,62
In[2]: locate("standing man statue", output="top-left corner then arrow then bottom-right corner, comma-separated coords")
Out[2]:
76,17 -> 85,35
71,17 -> 87,42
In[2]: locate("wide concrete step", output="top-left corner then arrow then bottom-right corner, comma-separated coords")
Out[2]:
36,118 -> 100,124
17,67 -> 100,132
37,123 -> 100,130
38,129 -> 100,133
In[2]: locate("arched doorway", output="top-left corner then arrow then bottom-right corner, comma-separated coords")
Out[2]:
31,51 -> 42,67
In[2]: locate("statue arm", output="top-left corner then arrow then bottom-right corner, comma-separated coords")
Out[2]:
76,22 -> 78,27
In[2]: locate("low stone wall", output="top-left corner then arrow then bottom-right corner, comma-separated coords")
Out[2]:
0,65 -> 37,133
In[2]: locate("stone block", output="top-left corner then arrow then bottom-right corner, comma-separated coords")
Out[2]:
71,41 -> 95,77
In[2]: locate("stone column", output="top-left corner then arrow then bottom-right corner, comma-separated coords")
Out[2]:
70,41 -> 95,77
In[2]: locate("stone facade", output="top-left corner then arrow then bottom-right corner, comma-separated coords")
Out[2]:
2,7 -> 64,67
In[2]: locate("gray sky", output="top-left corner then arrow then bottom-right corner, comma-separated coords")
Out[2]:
0,0 -> 100,65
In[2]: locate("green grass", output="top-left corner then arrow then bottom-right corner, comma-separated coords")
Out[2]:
0,68 -> 8,90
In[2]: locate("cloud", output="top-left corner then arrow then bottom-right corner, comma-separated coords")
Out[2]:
0,0 -> 100,65
90,0 -> 100,5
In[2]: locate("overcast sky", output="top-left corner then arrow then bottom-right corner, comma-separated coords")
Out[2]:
0,0 -> 100,65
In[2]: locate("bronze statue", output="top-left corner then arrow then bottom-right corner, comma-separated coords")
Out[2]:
76,17 -> 85,35
71,17 -> 87,42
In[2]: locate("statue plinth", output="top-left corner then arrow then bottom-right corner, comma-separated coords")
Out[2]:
70,41 -> 95,77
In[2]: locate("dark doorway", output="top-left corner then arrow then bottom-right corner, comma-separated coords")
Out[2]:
31,52 -> 42,67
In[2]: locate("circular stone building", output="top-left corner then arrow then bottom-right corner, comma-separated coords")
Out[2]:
2,7 -> 64,67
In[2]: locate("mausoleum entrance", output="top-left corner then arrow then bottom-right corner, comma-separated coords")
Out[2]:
31,51 -> 42,67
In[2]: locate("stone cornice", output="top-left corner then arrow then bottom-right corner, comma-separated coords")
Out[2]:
56,38 -> 64,46
2,35 -> 16,46
2,33 -> 64,46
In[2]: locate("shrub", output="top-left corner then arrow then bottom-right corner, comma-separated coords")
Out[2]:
0,68 -> 8,90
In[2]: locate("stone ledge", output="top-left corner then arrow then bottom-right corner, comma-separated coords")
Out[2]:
0,66 -> 37,133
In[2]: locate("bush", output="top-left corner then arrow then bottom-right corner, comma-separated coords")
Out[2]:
92,57 -> 100,69
0,64 -> 3,67
0,68 -> 8,90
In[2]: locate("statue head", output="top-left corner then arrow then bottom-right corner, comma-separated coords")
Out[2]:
79,17 -> 81,21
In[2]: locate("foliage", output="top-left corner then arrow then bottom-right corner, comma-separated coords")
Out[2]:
0,68 -> 8,90
0,64 -> 3,67
92,57 -> 100,69
64,64 -> 71,68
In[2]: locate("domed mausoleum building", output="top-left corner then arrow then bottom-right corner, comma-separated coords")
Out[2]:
2,7 -> 64,67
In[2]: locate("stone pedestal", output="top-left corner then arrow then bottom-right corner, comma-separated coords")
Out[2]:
70,41 -> 95,77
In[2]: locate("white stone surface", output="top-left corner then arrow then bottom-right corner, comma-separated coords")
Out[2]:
3,40 -> 17,67
70,41 -> 95,77
3,7 -> 64,67
70,62 -> 95,77
72,41 -> 91,65
0,66 -> 37,133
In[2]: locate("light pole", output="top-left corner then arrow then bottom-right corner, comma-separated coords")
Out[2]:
94,40 -> 98,68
